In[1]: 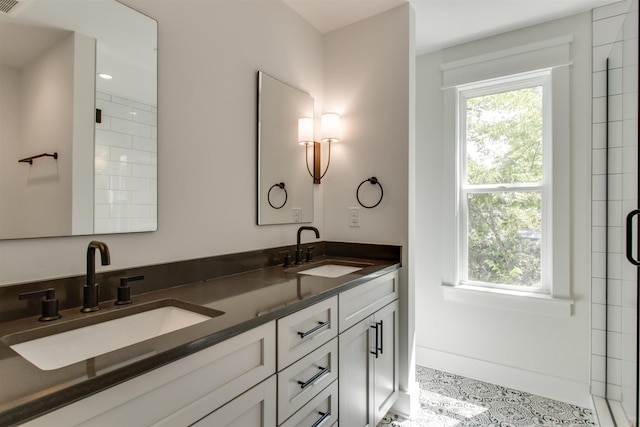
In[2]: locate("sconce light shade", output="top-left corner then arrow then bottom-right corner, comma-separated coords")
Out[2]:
321,113 -> 340,143
298,117 -> 314,146
299,113 -> 340,184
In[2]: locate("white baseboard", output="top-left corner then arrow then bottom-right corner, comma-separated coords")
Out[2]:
416,345 -> 593,409
392,381 -> 421,419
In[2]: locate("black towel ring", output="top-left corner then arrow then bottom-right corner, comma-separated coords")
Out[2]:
356,177 -> 383,209
267,182 -> 287,209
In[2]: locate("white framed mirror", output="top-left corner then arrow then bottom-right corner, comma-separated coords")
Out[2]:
0,0 -> 157,239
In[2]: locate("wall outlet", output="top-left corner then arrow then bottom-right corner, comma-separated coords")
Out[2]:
293,208 -> 301,223
349,207 -> 360,227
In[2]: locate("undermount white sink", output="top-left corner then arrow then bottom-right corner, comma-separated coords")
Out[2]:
297,264 -> 363,278
8,302 -> 220,371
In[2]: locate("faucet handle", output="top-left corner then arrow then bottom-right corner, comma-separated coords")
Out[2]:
305,246 -> 315,262
280,251 -> 292,267
116,275 -> 144,305
19,288 -> 61,321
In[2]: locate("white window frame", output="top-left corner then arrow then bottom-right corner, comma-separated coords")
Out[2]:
457,71 -> 552,293
440,36 -> 573,316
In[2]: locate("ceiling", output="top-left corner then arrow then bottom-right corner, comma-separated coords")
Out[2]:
283,0 -> 623,55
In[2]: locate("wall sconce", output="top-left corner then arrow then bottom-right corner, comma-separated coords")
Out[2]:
298,113 -> 340,184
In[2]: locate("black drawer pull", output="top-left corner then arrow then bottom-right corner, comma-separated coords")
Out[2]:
297,320 -> 330,338
370,323 -> 379,358
311,411 -> 331,427
298,366 -> 330,389
378,320 -> 384,355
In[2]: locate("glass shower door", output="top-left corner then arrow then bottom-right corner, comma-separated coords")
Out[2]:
607,1 -> 639,424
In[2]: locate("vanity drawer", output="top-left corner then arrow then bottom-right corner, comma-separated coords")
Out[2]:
280,380 -> 338,427
190,375 -> 276,427
339,271 -> 398,333
277,296 -> 337,369
277,337 -> 338,424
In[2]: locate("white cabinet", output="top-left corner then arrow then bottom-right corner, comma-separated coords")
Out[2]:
277,296 -> 338,426
338,271 -> 399,427
338,313 -> 374,427
191,376 -> 276,427
277,338 -> 338,424
19,269 -> 399,427
372,301 -> 399,421
277,296 -> 337,369
339,301 -> 398,427
23,322 -> 276,427
280,380 -> 338,427
338,271 -> 398,333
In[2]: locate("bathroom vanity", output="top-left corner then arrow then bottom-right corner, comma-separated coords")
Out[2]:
0,242 -> 400,426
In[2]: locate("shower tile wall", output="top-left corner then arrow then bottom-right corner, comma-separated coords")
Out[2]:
94,91 -> 157,234
591,0 -> 638,418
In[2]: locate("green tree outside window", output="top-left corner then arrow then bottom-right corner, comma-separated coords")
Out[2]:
464,86 -> 543,287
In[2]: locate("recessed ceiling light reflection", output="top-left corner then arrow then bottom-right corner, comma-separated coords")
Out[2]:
98,73 -> 113,80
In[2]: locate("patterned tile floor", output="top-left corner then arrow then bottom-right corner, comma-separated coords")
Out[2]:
377,366 -> 598,427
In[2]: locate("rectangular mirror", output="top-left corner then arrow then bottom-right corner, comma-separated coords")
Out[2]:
0,0 -> 157,239
257,71 -> 314,225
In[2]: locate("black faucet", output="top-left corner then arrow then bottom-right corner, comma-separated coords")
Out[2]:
82,240 -> 111,313
295,226 -> 320,264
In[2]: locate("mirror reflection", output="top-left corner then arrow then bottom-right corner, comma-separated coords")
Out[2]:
257,71 -> 314,225
0,0 -> 157,240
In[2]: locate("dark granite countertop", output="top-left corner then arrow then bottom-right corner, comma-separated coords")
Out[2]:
0,254 -> 399,426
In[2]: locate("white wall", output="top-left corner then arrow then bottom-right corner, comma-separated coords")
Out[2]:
323,3 -> 414,412
0,0 -> 324,284
323,6 -> 410,248
415,13 -> 594,407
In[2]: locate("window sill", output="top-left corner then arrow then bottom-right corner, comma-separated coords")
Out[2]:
442,283 -> 574,316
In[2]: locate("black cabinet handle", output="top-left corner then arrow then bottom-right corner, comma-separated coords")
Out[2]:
370,323 -> 379,358
297,320 -> 330,339
626,209 -> 640,265
297,366 -> 330,389
311,411 -> 331,427
378,320 -> 384,355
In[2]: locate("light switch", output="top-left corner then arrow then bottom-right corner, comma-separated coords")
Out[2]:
349,207 -> 359,227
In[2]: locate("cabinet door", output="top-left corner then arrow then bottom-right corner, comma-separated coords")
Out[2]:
338,317 -> 374,427
372,301 -> 399,425
190,375 -> 276,427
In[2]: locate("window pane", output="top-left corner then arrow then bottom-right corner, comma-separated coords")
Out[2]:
466,86 -> 543,185
467,191 -> 541,287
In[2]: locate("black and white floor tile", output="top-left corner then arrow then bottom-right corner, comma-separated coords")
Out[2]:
377,366 -> 597,427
